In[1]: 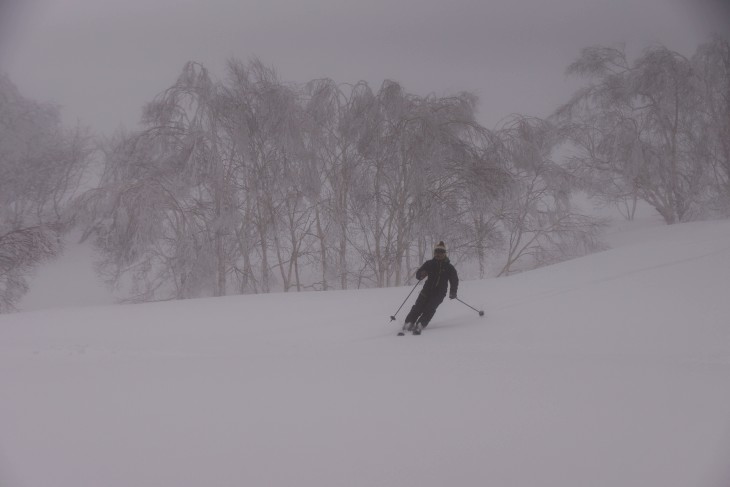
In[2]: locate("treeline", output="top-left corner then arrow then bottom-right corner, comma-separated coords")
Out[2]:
1,37 -> 728,310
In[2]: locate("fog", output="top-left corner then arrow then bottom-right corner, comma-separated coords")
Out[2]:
0,0 -> 725,133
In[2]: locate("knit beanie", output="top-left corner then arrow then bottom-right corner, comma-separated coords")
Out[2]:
434,241 -> 447,255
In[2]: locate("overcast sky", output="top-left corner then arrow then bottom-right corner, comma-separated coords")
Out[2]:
0,0 -> 727,134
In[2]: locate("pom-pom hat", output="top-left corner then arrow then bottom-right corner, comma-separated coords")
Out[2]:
434,241 -> 447,255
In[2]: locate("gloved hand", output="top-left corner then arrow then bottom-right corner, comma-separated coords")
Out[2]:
449,292 -> 457,300
417,270 -> 427,280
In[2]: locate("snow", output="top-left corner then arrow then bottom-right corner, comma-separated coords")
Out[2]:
17,234 -> 116,311
2,219 -> 730,487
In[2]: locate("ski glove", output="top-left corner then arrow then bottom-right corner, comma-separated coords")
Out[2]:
449,292 -> 457,300
417,270 -> 427,280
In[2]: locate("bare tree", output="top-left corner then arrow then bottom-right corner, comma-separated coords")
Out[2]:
302,78 -> 374,289
352,82 -> 496,286
0,227 -> 60,312
495,116 -> 604,276
456,130 -> 509,278
557,44 -> 711,224
0,75 -> 89,311
76,55 -> 620,303
222,59 -> 309,293
80,63 -> 238,301
692,36 -> 730,214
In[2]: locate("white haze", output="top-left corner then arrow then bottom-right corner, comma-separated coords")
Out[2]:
1,216 -> 729,486
0,0 -> 724,135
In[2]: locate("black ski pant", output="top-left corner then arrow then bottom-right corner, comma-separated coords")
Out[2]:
405,291 -> 445,328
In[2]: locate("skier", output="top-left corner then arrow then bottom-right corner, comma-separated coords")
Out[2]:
401,241 -> 459,335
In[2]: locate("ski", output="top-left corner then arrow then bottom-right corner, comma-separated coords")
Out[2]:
397,323 -> 422,336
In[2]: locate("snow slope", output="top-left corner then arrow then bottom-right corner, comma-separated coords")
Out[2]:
2,219 -> 730,487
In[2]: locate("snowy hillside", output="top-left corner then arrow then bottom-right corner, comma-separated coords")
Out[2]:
2,219 -> 730,487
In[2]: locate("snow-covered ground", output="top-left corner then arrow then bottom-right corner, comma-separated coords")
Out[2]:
2,218 -> 730,487
16,234 -> 116,311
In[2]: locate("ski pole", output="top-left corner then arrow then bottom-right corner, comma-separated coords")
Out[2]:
456,297 -> 485,317
389,279 -> 422,322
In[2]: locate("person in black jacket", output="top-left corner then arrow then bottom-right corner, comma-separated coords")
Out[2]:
402,241 -> 459,335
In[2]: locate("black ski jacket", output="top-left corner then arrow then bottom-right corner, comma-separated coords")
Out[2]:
416,258 -> 458,298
